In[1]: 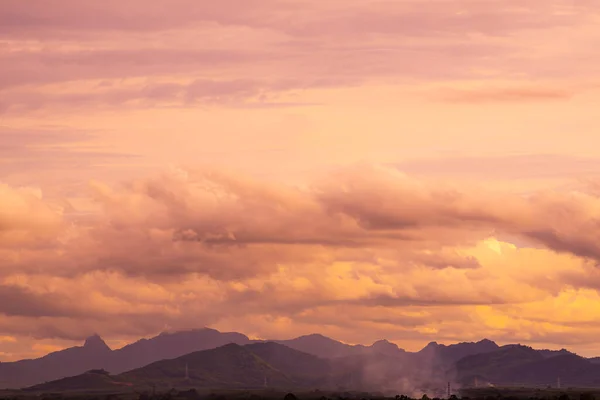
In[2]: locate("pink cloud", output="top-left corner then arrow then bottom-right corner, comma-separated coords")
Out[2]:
0,0 -> 587,39
1,0 -> 596,114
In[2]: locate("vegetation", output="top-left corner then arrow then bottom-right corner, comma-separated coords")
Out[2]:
2,387 -> 600,400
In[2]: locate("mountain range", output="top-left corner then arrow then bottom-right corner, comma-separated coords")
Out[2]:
0,328 -> 597,393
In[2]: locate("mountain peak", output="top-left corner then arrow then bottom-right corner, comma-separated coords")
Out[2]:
291,333 -> 341,344
417,341 -> 440,354
371,339 -> 405,355
299,333 -> 330,340
83,334 -> 111,352
372,339 -> 397,348
476,338 -> 499,350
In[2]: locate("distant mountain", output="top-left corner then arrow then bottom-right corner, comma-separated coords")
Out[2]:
39,340 -> 584,396
0,328 -> 249,390
26,342 -> 439,394
119,343 -> 296,390
107,328 -> 251,373
0,333 -> 112,389
502,353 -> 600,386
26,343 -> 332,393
273,335 -> 408,359
3,328 -> 599,391
273,334 -> 367,359
245,342 -> 332,387
454,345 -> 600,387
537,348 -> 575,358
370,340 -> 406,357
589,357 -> 600,364
454,344 -> 543,386
419,339 -> 500,366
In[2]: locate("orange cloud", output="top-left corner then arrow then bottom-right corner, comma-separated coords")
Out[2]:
1,165 -> 600,359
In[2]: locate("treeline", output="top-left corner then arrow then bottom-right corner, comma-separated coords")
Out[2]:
2,391 -> 598,400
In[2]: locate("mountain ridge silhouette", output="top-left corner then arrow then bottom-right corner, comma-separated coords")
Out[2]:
0,328 -> 594,390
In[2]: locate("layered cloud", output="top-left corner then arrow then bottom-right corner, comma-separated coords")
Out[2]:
1,0 -> 599,114
2,165 -> 600,359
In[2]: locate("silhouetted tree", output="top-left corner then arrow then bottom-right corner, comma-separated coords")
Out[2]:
581,394 -> 595,400
177,389 -> 199,399
284,393 -> 298,400
138,391 -> 151,400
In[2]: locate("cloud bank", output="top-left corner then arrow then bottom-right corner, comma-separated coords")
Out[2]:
2,165 -> 600,359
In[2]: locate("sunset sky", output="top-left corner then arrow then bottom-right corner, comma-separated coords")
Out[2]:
2,0 -> 600,361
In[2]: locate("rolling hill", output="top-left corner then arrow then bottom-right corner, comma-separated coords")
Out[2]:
25,342 -> 334,393
454,345 -> 600,387
245,342 -> 333,387
119,343 -> 295,390
23,369 -> 131,393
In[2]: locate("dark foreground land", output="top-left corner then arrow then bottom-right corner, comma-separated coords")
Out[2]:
3,388 -> 600,400
460,387 -> 600,400
0,389 -> 385,400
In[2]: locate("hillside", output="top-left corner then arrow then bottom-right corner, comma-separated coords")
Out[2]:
24,369 -> 131,393
245,342 -> 332,387
453,345 -> 600,387
119,343 -> 296,390
502,353 -> 600,387
454,344 -> 544,386
23,342 -> 334,393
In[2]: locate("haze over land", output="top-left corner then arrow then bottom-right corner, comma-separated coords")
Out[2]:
2,0 -> 600,368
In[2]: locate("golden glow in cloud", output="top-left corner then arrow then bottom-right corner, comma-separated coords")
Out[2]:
1,165 -> 600,359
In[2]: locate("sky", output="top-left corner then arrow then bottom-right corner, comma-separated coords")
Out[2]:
1,0 -> 600,361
